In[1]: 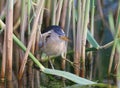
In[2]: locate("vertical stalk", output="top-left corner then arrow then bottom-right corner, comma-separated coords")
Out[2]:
0,0 -> 5,12
81,0 -> 90,77
19,0 -> 27,87
116,2 -> 120,85
13,0 -> 21,25
56,0 -> 63,25
6,0 -> 13,81
60,0 -> 68,28
108,0 -> 120,86
90,0 -> 95,80
20,0 -> 27,43
45,0 -> 51,26
79,1 -> 86,77
0,26 -> 6,81
72,0 -> 76,52
116,1 -> 120,86
81,0 -> 86,34
59,0 -> 68,84
34,6 -> 44,87
18,0 -> 45,80
63,0 -> 72,68
28,0 -> 32,35
74,0 -> 81,75
0,17 -> 6,82
27,1 -> 34,87
108,0 -> 120,76
97,0 -> 108,27
65,0 -> 72,36
51,0 -> 57,25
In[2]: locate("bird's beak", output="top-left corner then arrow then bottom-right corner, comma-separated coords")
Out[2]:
59,36 -> 70,41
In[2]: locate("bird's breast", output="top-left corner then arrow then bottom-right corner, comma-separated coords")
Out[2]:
41,36 -> 66,56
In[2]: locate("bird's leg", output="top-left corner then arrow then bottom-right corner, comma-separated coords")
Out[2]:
48,56 -> 54,69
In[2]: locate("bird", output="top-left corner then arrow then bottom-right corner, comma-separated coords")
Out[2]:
39,25 -> 69,57
39,25 -> 69,68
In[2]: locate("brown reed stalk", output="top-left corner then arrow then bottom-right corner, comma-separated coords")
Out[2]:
81,0 -> 90,77
34,24 -> 41,88
27,0 -> 34,87
18,0 -> 45,80
0,3 -> 6,20
60,0 -> 68,74
0,0 -> 17,20
18,0 -> 28,87
45,0 -> 51,26
0,24 -> 6,81
34,5 -> 44,87
56,0 -> 63,25
80,0 -> 87,77
6,0 -> 13,81
60,0 -> 68,29
0,0 -> 5,12
20,0 -> 27,43
72,0 -> 76,52
74,0 -> 81,75
13,0 -> 21,25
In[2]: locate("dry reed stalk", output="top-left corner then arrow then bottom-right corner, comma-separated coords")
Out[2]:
18,0 -> 28,87
0,0 -> 17,20
0,0 -> 5,12
60,0 -> 68,29
34,7 -> 44,87
0,26 -> 6,81
18,0 -> 44,80
45,0 -> 51,26
6,0 -> 13,81
13,0 -> 21,25
0,14 -> 6,81
56,0 -> 63,25
60,0 -> 68,73
81,0 -> 90,77
74,0 -> 81,75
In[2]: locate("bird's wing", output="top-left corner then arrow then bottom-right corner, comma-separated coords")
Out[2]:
39,31 -> 52,48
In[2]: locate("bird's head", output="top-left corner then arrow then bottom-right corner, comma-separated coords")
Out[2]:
50,25 -> 70,41
43,25 -> 70,41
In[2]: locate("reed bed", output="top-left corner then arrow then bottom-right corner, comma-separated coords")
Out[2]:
0,0 -> 120,88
